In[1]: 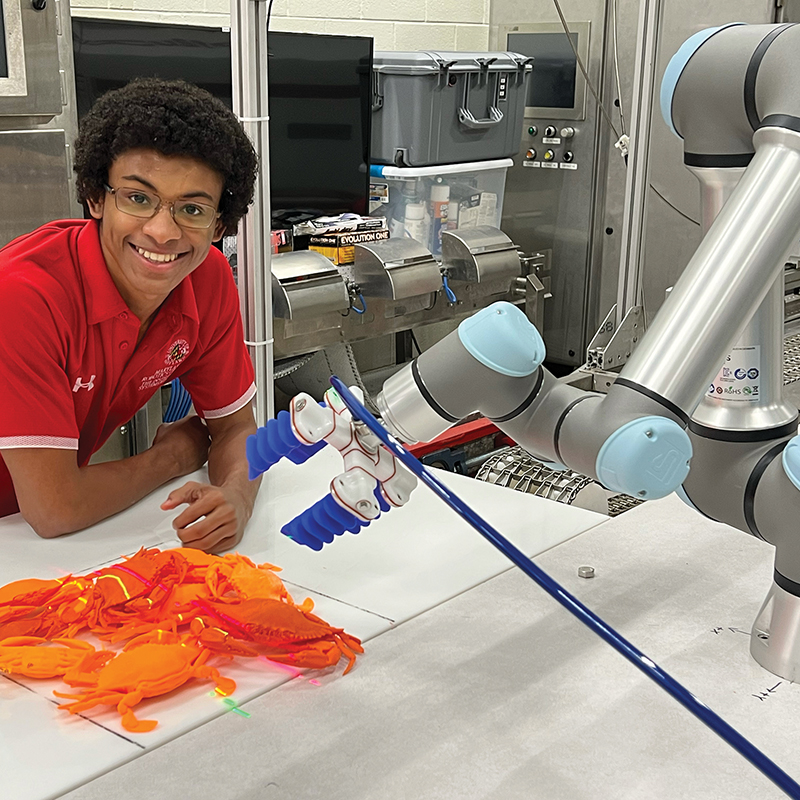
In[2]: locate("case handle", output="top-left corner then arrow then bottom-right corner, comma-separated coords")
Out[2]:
458,74 -> 504,130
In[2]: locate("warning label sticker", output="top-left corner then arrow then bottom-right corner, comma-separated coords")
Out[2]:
707,345 -> 761,403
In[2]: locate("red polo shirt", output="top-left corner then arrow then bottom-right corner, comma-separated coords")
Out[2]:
0,219 -> 256,518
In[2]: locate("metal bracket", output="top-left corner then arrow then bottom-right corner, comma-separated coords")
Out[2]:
513,250 -> 550,331
586,304 -> 644,371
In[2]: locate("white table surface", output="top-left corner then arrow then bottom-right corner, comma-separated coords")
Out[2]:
52,493 -> 800,800
0,446 -> 604,800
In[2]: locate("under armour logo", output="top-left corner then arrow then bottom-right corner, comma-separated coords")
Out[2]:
72,375 -> 96,392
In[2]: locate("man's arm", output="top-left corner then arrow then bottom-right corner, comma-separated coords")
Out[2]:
160,404 -> 262,553
2,415 -> 211,537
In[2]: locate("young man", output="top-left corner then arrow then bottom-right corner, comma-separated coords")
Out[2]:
0,78 -> 261,553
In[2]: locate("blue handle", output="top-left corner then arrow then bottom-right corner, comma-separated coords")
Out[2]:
328,374 -> 800,799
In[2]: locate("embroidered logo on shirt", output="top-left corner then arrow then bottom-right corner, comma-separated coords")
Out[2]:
72,375 -> 96,392
138,339 -> 192,392
165,339 -> 190,366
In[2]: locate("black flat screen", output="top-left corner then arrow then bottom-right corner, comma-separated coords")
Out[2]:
71,20 -> 372,220
0,0 -> 9,79
509,31 -> 578,109
267,31 -> 372,218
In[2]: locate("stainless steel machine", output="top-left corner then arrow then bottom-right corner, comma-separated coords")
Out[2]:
490,0 -> 778,368
0,0 -> 80,247
271,227 -> 548,363
0,0 -> 161,462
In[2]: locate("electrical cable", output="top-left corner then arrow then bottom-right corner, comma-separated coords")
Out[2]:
442,274 -> 457,304
610,0 -> 627,136
650,183 -> 701,226
330,375 -> 800,800
550,0 -> 620,141
409,329 -> 423,356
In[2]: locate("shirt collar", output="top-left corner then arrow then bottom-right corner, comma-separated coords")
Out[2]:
78,219 -> 201,326
78,220 -> 129,324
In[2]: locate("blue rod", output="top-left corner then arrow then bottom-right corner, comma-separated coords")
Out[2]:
329,375 -> 800,799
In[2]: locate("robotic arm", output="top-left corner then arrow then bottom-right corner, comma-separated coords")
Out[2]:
250,23 -> 800,680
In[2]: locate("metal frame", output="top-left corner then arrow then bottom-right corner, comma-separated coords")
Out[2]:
0,0 -> 27,97
231,0 -> 274,425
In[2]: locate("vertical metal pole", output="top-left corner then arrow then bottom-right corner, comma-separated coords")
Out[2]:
231,0 -> 274,426
615,0 -> 663,318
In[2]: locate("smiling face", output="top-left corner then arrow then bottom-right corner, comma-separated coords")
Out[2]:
87,148 -> 226,323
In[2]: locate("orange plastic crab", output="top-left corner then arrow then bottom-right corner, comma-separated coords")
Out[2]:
195,597 -> 363,674
55,630 -> 236,733
0,636 -> 106,679
204,555 -> 293,604
0,547 -> 364,732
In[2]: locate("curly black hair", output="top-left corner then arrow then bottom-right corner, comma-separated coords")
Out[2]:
74,78 -> 258,236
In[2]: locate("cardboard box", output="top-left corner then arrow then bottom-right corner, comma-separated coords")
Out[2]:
309,228 -> 390,265
294,214 -> 387,237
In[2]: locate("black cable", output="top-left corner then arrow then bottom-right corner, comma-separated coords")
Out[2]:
267,0 -> 276,31
409,329 -> 423,356
649,184 -> 701,227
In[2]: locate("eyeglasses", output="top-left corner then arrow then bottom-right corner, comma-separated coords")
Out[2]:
103,184 -> 221,230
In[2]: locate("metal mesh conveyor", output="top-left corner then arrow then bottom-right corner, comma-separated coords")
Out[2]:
475,446 -> 643,516
784,331 -> 800,385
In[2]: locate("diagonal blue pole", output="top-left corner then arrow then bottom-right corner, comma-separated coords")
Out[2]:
329,375 -> 800,799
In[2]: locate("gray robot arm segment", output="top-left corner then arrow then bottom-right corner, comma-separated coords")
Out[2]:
377,303 -> 692,500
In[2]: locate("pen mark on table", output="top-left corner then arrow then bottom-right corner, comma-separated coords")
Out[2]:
283,580 -> 396,623
752,682 -> 783,702
1,672 -> 145,748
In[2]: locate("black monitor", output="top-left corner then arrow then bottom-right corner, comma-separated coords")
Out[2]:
0,0 -> 8,79
71,19 -> 372,221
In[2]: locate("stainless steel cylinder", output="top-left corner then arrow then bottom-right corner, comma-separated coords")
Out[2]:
750,581 -> 800,682
688,166 -> 797,430
621,126 -> 800,414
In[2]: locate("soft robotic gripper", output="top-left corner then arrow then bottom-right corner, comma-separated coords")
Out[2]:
247,386 -> 417,549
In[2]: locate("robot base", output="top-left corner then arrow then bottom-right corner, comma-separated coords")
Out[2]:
750,580 -> 800,681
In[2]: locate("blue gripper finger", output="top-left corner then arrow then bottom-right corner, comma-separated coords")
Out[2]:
286,438 -> 326,465
312,494 -> 362,535
282,494 -> 382,549
246,435 -> 266,481
246,410 -> 327,479
282,516 -> 325,551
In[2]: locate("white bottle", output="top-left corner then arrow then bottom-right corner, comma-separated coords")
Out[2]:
403,202 -> 427,243
446,201 -> 459,231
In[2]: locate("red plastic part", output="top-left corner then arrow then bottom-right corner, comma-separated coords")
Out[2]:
407,418 -> 509,458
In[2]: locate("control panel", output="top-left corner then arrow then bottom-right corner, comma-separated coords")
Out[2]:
499,20 -> 606,367
522,123 -> 579,172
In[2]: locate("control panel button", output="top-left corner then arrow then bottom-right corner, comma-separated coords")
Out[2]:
560,126 -> 575,139
543,149 -> 555,162
563,151 -> 574,162
544,126 -> 557,138
526,148 -> 537,160
528,125 -> 538,136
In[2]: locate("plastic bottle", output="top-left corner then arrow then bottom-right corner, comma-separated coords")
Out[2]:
429,183 -> 450,255
403,202 -> 427,243
446,201 -> 459,231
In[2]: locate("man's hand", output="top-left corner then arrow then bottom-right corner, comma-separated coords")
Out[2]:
151,416 -> 211,478
160,480 -> 248,553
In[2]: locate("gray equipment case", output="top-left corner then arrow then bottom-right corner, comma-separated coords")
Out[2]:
371,51 -> 532,167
